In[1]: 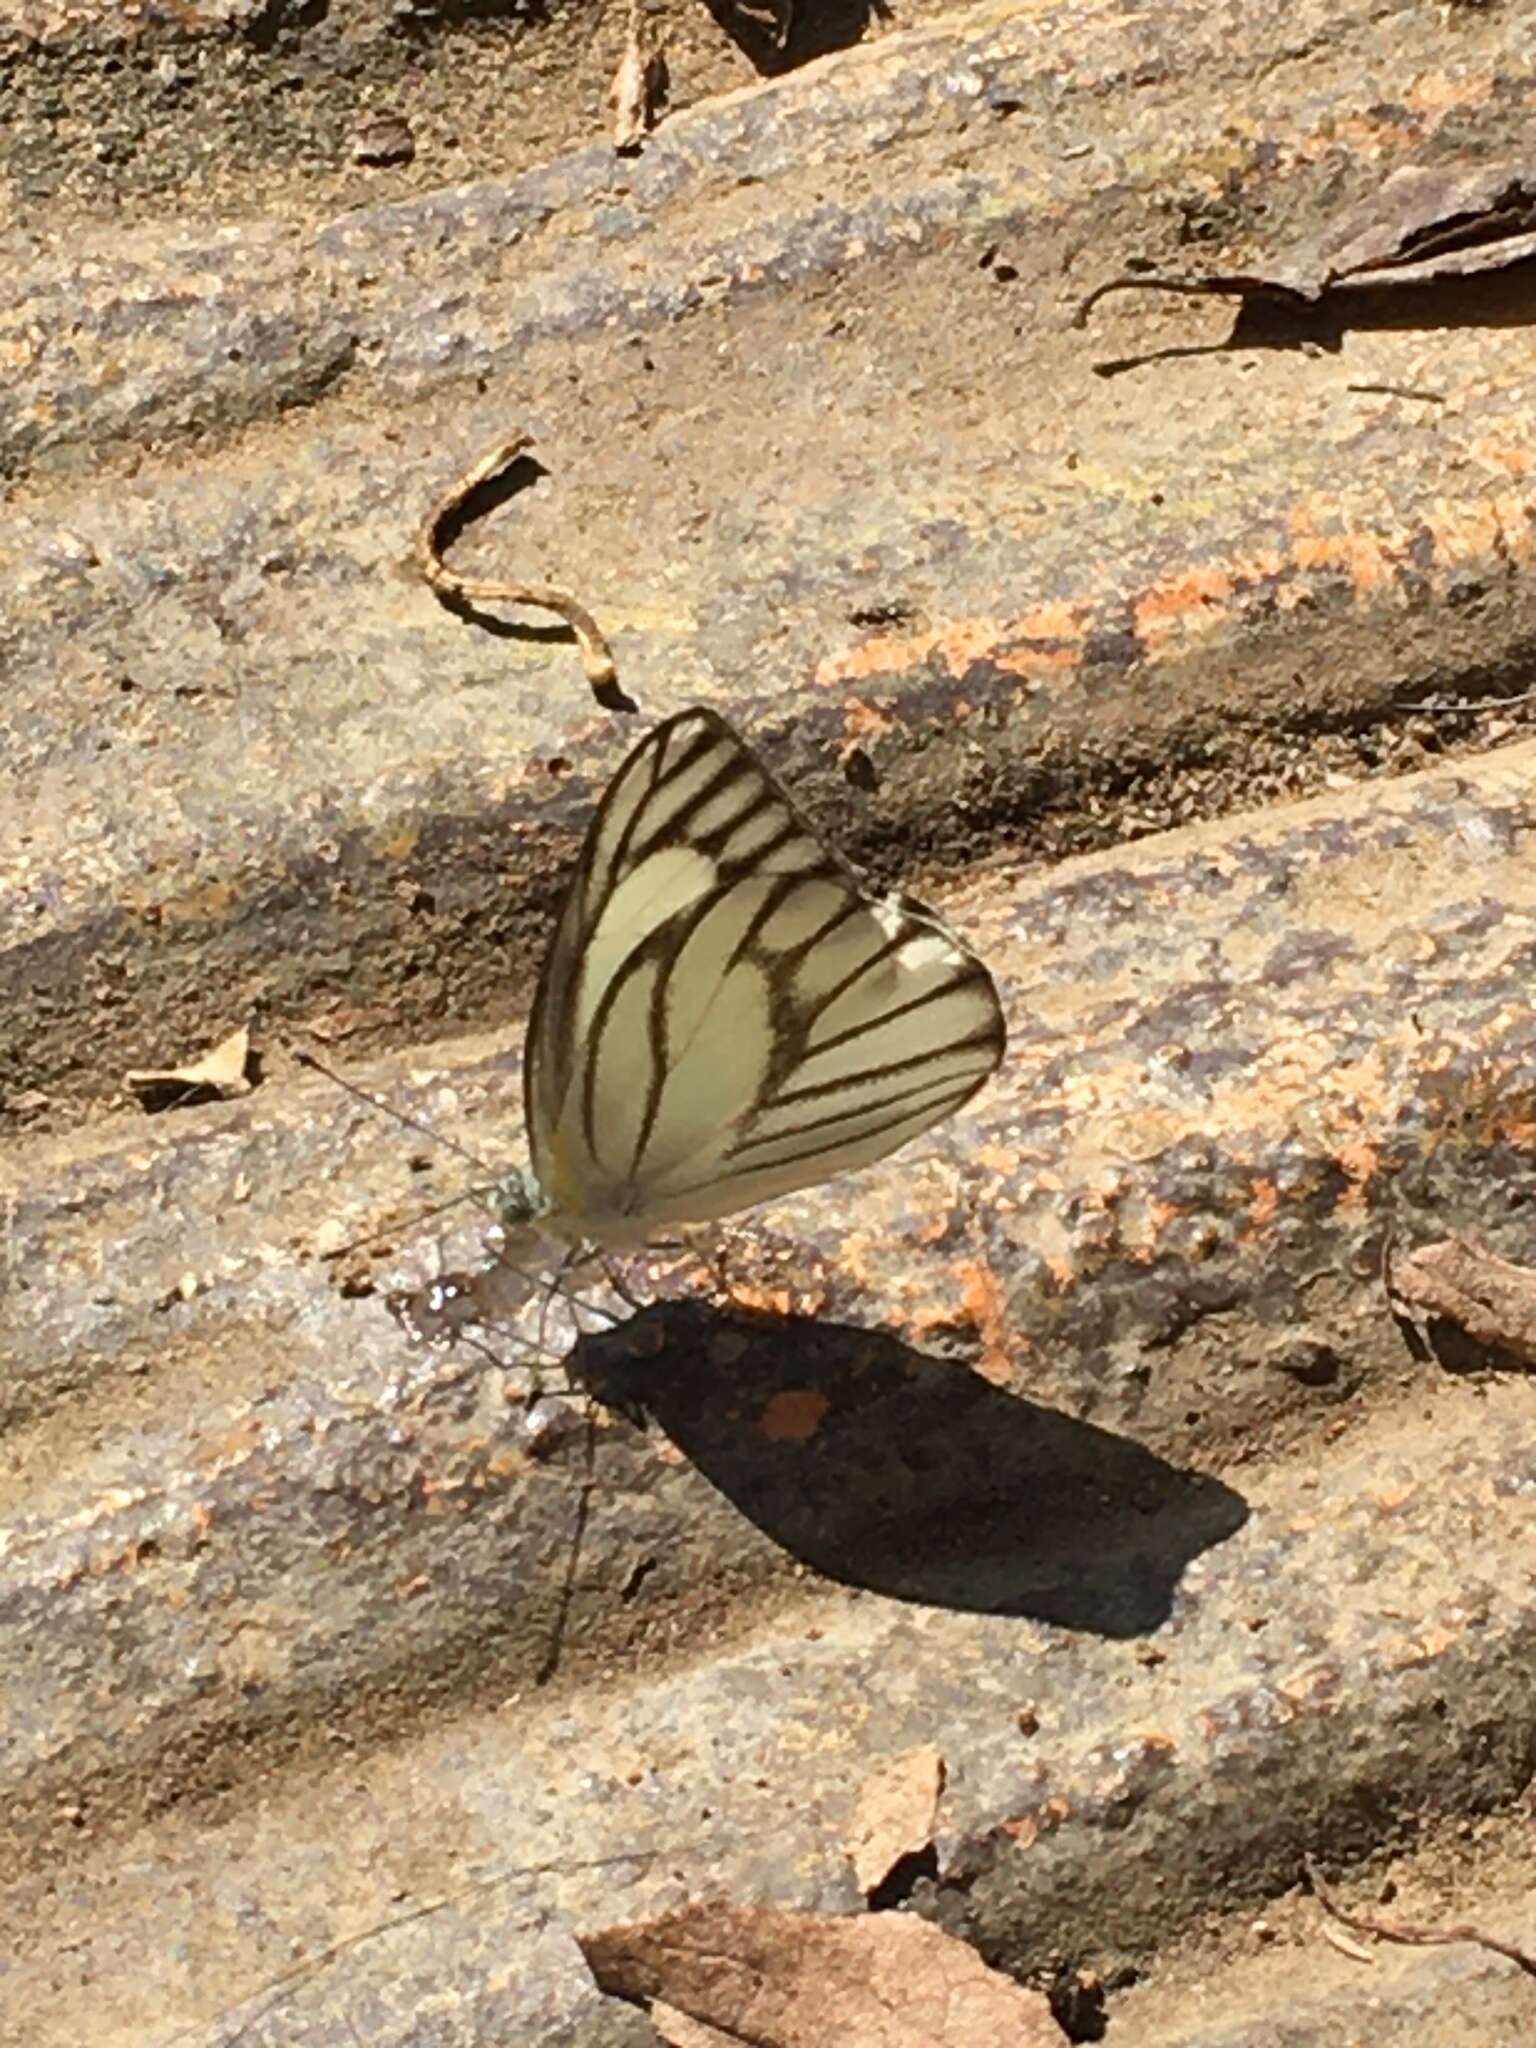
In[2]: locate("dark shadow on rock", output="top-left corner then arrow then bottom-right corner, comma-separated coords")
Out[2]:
1090,259 -> 1536,379
702,0 -> 892,77
1390,1304 -> 1531,1378
573,1302 -> 1248,1639
421,445 -> 590,667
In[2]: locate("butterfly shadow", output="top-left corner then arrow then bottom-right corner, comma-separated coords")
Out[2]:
573,1302 -> 1248,1640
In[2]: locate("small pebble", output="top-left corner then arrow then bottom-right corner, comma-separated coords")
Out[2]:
352,112 -> 416,167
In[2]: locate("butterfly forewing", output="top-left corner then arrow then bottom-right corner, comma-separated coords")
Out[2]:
525,709 -> 1005,1238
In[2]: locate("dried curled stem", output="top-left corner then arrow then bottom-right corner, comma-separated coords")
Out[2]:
1305,1858 -> 1536,1980
416,433 -> 624,701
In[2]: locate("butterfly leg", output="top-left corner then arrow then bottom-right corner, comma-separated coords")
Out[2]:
668,1224 -> 739,1303
598,1249 -> 649,1312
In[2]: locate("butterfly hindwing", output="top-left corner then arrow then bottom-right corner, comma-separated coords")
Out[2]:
525,710 -> 1005,1237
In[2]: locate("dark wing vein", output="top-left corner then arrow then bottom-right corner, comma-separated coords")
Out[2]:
525,707 -> 1006,1232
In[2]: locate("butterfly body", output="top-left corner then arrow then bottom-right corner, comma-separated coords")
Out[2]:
514,708 -> 1006,1245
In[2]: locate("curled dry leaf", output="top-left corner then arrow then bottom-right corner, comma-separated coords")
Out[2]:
1386,1237 -> 1536,1369
580,1901 -> 1058,2048
1077,162 -> 1536,324
844,1744 -> 946,1896
609,0 -> 668,155
127,1024 -> 252,1106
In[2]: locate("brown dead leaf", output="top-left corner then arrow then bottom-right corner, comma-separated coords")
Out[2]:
127,1025 -> 252,1107
1386,1236 -> 1536,1368
1078,161 -> 1536,324
844,1745 -> 946,1896
579,1902 -> 1058,2047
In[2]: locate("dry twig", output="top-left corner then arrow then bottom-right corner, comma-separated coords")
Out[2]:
1306,1858 -> 1536,1980
1397,687 -> 1536,714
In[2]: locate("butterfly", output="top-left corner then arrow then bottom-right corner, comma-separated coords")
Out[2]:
393,706 -> 1005,1342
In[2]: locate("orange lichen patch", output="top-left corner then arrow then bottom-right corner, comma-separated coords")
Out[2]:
841,696 -> 895,738
1041,1251 -> 1076,1290
994,601 -> 1089,676
1000,1798 -> 1071,1847
1333,1137 -> 1380,1213
1379,1623 -> 1458,1671
1472,439 -> 1534,479
836,1230 -> 873,1281
758,1387 -> 831,1443
975,1140 -> 1021,1175
1296,528 -> 1392,594
1276,1663 -> 1341,1708
816,618 -> 1002,687
1402,69 -> 1485,115
956,1258 -> 1013,1386
1430,490 -> 1536,568
1318,1070 -> 1398,1142
1113,1194 -> 1180,1261
1277,78 -> 1496,169
1247,1178 -> 1279,1231
994,639 -> 1079,679
1132,561 -> 1235,642
131,878 -> 241,926
728,1282 -> 796,1317
195,1416 -> 263,1467
1099,1106 -> 1190,1165
818,609 -> 1086,690
902,1296 -> 961,1343
818,467 -> 1536,710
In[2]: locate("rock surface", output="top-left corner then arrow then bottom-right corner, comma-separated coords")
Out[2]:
5,0 -> 1536,2042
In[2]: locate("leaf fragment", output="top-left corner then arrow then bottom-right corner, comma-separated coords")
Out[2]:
844,1744 -> 946,1897
1387,1236 -> 1536,1369
1077,162 -> 1536,325
580,1901 -> 1058,2047
126,1024 -> 253,1107
609,0 -> 668,154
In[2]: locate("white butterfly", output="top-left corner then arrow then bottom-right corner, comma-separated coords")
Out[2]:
494,705 -> 1007,1247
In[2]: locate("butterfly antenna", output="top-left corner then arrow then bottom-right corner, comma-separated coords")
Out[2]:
295,1047 -> 623,1336
292,1045 -> 501,1180
320,1185 -> 500,1265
